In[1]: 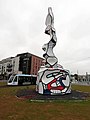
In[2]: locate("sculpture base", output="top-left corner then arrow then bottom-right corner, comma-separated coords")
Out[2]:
16,89 -> 90,100
36,66 -> 71,95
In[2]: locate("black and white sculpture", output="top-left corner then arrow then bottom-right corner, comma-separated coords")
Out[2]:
42,7 -> 58,68
36,7 -> 71,95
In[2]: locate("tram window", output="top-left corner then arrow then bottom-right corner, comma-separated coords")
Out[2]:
8,76 -> 14,83
13,76 -> 17,82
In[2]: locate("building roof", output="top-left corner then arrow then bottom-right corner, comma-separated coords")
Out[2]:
0,52 -> 44,64
0,57 -> 14,64
16,52 -> 44,60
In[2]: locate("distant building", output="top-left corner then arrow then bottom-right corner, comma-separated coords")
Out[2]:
0,56 -> 20,79
71,73 -> 90,85
0,52 -> 44,79
16,52 -> 44,75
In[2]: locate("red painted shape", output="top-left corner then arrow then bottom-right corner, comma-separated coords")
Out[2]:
47,79 -> 64,91
47,79 -> 56,90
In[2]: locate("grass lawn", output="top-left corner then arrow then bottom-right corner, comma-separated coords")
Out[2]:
0,82 -> 90,120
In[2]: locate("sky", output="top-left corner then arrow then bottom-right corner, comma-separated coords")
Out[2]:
0,0 -> 90,75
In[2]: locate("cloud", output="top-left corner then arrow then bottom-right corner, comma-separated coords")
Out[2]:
0,0 -> 90,74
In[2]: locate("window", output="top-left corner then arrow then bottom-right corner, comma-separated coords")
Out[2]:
13,76 -> 17,82
8,76 -> 14,83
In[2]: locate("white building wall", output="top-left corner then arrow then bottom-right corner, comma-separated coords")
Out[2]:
0,64 -> 2,74
3,63 -> 7,74
12,56 -> 20,74
0,56 -> 20,76
6,60 -> 13,75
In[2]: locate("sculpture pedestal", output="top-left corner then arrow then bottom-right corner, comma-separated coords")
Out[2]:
36,66 -> 71,95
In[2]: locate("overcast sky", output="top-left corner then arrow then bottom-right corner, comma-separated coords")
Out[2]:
0,0 -> 90,75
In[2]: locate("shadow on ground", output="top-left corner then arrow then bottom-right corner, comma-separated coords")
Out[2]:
16,89 -> 90,100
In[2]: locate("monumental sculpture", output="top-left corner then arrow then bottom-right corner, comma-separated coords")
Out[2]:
36,7 -> 71,95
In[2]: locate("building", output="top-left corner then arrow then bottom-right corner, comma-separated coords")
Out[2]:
16,52 -> 44,75
0,52 -> 44,79
0,56 -> 20,79
71,73 -> 90,85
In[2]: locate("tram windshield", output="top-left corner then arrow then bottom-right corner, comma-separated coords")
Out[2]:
8,75 -> 14,83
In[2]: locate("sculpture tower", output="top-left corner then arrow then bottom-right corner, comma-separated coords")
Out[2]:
36,7 -> 71,95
